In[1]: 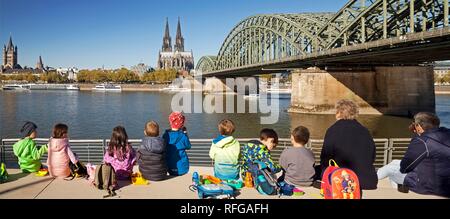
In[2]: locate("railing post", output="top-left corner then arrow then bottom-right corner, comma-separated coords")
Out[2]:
0,138 -> 3,164
410,0 -> 415,33
102,139 -> 106,156
383,139 -> 389,165
445,0 -> 449,27
87,143 -> 91,164
388,138 -> 395,164
383,0 -> 388,38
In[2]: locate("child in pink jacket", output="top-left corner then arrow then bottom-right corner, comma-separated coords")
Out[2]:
47,123 -> 78,178
103,126 -> 136,180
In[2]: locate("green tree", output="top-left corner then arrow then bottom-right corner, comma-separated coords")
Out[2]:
25,73 -> 38,83
76,70 -> 89,83
141,72 -> 156,83
443,72 -> 450,84
434,73 -> 441,84
114,68 -> 139,83
44,72 -> 66,83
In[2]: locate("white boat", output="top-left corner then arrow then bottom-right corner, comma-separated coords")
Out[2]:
66,84 -> 80,91
243,94 -> 260,99
2,84 -> 31,91
263,88 -> 292,94
92,83 -> 122,92
261,87 -> 292,99
160,84 -> 190,92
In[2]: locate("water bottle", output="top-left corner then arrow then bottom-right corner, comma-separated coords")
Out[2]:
192,172 -> 200,185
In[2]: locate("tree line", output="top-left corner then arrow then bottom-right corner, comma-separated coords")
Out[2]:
435,72 -> 450,84
1,68 -> 180,84
0,71 -> 69,83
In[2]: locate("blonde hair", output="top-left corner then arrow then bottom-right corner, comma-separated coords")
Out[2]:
144,121 -> 159,137
335,99 -> 359,120
218,119 -> 235,136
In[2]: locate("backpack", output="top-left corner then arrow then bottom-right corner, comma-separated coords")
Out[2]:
189,172 -> 235,199
66,160 -> 88,180
321,160 -> 361,199
249,161 -> 279,195
0,162 -> 8,184
0,145 -> 7,184
94,164 -> 117,198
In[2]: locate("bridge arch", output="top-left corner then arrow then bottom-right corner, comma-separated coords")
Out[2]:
195,56 -> 217,73
213,13 -> 334,70
198,0 -> 450,74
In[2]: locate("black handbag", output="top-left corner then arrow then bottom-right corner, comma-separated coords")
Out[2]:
66,160 -> 88,180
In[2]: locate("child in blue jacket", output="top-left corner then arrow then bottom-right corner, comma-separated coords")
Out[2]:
163,112 -> 192,176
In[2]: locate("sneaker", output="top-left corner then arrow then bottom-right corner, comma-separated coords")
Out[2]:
397,184 -> 409,193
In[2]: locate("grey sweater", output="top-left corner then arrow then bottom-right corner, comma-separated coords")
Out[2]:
279,147 -> 316,186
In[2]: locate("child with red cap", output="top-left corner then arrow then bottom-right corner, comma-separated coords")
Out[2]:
163,112 -> 192,176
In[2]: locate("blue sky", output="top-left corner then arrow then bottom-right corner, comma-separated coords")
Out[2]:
0,0 -> 347,70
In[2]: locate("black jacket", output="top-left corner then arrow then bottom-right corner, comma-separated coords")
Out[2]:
320,119 -> 378,190
137,137 -> 168,181
400,127 -> 450,197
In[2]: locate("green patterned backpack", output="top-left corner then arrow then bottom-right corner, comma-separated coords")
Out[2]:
0,146 -> 7,183
0,162 -> 7,183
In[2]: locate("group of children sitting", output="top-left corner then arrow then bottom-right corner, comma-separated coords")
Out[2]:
12,112 -> 317,190
210,119 -> 316,188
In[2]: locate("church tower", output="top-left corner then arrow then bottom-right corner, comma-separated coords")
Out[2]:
36,55 -> 44,70
162,18 -> 172,52
3,35 -> 18,68
174,17 -> 185,52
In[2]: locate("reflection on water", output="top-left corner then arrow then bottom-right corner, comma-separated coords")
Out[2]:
0,91 -> 447,140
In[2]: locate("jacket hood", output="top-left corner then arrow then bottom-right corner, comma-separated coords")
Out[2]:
166,130 -> 186,145
49,138 -> 69,152
423,127 -> 450,145
213,136 -> 238,148
141,136 -> 165,152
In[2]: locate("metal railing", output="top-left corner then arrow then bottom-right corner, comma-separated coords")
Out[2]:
0,137 -> 411,168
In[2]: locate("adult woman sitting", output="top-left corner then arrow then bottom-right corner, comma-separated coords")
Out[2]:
319,99 -> 378,190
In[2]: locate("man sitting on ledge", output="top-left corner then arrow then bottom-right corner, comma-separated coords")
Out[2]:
377,112 -> 450,198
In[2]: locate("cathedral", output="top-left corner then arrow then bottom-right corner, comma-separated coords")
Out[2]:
157,18 -> 194,72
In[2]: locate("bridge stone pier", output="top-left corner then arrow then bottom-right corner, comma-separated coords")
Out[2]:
289,66 -> 435,116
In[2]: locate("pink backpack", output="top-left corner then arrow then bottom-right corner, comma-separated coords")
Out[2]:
321,160 -> 361,199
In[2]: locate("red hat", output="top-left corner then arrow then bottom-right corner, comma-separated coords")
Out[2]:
169,112 -> 185,130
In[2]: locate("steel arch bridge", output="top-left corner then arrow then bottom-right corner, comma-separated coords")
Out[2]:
196,0 -> 450,76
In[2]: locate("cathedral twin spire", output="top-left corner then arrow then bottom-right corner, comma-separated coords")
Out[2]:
162,17 -> 184,52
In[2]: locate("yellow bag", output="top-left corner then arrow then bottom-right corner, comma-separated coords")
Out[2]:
35,168 -> 48,177
131,172 -> 149,185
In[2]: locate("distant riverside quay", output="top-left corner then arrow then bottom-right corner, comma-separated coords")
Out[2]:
2,82 -> 449,93
77,83 -> 167,91
435,85 -> 450,94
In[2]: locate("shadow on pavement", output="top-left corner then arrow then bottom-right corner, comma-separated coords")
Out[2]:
0,177 -> 54,196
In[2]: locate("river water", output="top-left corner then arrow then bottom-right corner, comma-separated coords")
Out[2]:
0,90 -> 448,140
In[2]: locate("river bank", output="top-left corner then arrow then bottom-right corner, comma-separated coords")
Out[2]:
75,84 -> 450,94
435,85 -> 450,94
2,83 -> 450,94
78,83 -> 167,91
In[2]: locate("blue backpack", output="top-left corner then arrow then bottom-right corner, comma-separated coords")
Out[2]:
249,161 -> 279,195
189,172 -> 235,199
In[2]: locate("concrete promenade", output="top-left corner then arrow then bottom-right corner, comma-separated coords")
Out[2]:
0,166 -> 444,199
